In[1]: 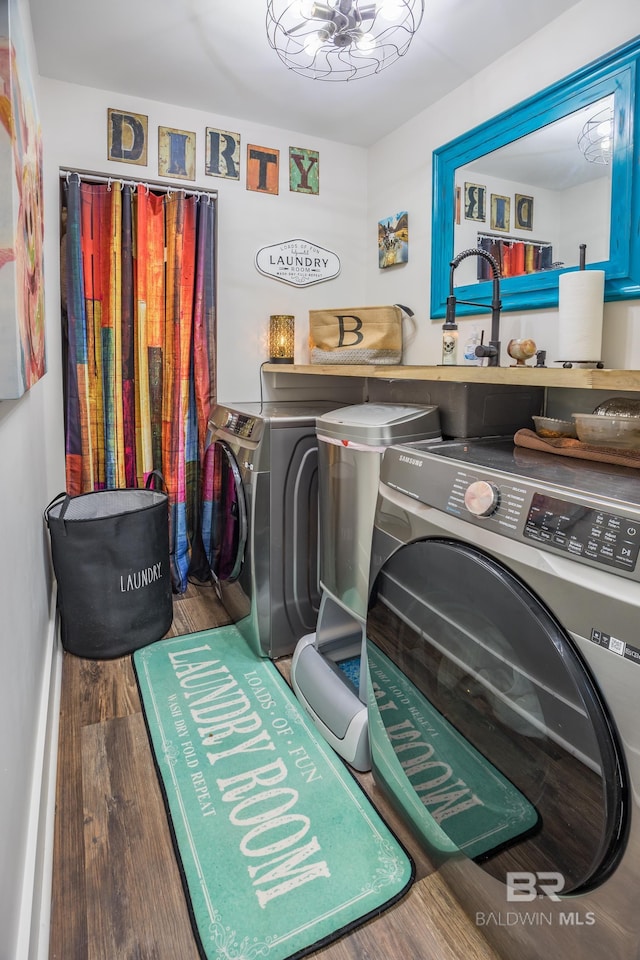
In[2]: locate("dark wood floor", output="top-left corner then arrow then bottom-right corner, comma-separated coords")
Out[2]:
49,582 -> 501,960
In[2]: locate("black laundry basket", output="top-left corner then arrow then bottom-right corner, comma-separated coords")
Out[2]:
44,473 -> 173,658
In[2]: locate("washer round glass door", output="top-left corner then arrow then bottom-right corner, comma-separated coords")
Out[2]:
366,538 -> 627,894
207,440 -> 247,583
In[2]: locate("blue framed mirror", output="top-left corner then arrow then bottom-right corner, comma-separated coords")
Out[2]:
430,36 -> 640,318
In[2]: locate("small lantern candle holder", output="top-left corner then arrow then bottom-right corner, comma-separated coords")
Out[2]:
269,314 -> 295,363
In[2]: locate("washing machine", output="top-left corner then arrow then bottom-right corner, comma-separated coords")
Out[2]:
365,436 -> 640,959
204,400 -> 344,659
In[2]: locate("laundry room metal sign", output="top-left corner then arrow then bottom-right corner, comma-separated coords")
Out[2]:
255,238 -> 341,287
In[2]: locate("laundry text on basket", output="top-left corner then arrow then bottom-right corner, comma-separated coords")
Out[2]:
120,561 -> 164,592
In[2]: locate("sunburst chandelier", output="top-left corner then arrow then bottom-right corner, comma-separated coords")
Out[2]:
265,0 -> 425,81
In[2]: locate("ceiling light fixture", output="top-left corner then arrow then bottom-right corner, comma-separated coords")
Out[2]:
577,105 -> 614,164
266,0 -> 425,81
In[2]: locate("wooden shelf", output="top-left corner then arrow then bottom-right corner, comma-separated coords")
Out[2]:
262,364 -> 640,391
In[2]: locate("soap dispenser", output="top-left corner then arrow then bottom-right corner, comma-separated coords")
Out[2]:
463,325 -> 483,365
442,320 -> 458,365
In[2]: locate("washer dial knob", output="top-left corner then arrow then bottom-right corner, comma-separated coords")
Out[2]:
464,480 -> 500,517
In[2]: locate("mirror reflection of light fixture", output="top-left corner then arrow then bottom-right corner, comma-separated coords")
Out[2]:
266,0 -> 424,81
269,314 -> 295,363
578,105 -> 614,164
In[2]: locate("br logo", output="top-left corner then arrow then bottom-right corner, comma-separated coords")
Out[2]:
506,871 -> 565,902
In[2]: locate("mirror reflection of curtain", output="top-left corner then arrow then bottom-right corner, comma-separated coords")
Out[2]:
60,174 -> 217,593
476,235 -> 553,279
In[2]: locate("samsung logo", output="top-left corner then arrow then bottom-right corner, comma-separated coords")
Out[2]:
398,455 -> 423,467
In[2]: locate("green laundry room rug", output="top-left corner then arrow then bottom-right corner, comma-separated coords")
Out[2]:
133,626 -> 414,960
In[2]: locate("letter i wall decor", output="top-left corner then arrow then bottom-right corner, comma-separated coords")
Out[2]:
158,126 -> 196,181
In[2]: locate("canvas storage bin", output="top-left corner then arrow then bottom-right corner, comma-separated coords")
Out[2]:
44,473 -> 173,658
309,304 -> 412,365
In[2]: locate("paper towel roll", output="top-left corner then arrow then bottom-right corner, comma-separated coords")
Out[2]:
556,269 -> 605,362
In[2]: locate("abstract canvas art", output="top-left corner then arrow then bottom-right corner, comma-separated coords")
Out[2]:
0,0 -> 45,399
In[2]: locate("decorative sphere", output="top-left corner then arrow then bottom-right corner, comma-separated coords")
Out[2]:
507,338 -> 537,364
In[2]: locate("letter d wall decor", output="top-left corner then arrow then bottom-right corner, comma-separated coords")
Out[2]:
107,108 -> 148,166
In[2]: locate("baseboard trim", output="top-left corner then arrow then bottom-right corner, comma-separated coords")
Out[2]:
15,586 -> 63,960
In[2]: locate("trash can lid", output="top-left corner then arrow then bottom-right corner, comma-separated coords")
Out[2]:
316,402 -> 440,446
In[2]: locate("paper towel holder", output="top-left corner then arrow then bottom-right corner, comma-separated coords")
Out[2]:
555,242 -> 605,368
579,243 -> 587,270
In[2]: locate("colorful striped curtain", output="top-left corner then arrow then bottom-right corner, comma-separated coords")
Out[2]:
61,174 -> 217,593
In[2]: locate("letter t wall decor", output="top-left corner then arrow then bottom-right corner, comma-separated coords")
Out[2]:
247,144 -> 279,195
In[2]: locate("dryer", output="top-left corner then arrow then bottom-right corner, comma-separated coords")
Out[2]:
365,437 -> 640,959
204,401 -> 344,659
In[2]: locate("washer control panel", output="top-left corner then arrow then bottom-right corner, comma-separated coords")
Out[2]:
381,444 -> 640,578
524,493 -> 640,573
207,408 -> 264,447
222,411 -> 260,439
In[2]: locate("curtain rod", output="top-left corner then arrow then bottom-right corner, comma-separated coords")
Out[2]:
59,167 -> 218,200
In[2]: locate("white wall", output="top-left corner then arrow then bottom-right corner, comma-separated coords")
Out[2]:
366,0 -> 640,369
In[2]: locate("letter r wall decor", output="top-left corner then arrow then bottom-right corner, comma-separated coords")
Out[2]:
0,0 -> 46,399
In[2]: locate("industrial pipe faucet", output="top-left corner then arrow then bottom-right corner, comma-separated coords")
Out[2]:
446,248 -> 502,366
